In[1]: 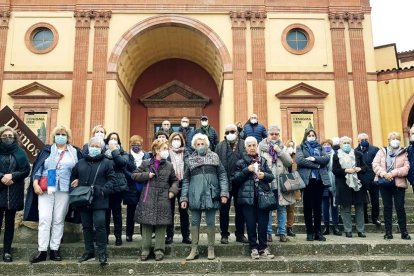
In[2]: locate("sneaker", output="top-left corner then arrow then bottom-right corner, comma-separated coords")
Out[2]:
259,248 -> 275,259
250,249 -> 260,260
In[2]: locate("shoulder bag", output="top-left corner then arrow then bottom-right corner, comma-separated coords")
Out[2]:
257,184 -> 278,211
279,171 -> 306,192
377,147 -> 396,188
69,162 -> 102,208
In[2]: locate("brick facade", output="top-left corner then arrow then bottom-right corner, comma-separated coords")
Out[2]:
0,10 -> 10,107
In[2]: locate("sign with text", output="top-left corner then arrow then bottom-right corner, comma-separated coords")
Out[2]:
291,113 -> 314,146
24,112 -> 47,143
0,105 -> 45,163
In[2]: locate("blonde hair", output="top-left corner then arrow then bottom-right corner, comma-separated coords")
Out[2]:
388,131 -> 401,140
51,125 -> 72,144
91,125 -> 106,136
151,138 -> 169,155
340,136 -> 352,144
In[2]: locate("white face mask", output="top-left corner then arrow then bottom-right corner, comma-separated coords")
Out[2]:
95,132 -> 105,140
226,133 -> 237,142
160,150 -> 169,159
287,147 -> 294,155
390,139 -> 400,149
410,135 -> 414,142
307,136 -> 316,142
250,119 -> 258,124
181,122 -> 189,128
172,140 -> 181,149
201,121 -> 208,127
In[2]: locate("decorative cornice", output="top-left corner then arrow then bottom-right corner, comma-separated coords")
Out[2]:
74,10 -> 93,28
8,82 -> 64,99
229,11 -> 248,28
93,10 -> 112,28
0,10 -> 10,28
348,12 -> 364,29
328,12 -> 347,29
275,82 -> 328,99
250,11 -> 266,28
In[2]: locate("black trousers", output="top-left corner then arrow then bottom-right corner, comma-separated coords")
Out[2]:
80,209 -> 107,255
379,185 -> 407,233
0,208 -> 16,254
220,186 -> 245,237
126,203 -> 137,237
166,190 -> 190,239
105,193 -> 123,239
303,178 -> 324,234
363,182 -> 380,222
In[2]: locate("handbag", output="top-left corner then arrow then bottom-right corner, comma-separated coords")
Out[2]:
69,163 -> 102,208
257,185 -> 278,211
377,177 -> 395,187
38,151 -> 65,192
279,171 -> 306,192
38,176 -> 48,192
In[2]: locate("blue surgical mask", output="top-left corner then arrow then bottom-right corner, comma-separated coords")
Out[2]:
342,144 -> 352,153
55,135 -> 67,145
196,146 -> 207,156
89,147 -> 102,157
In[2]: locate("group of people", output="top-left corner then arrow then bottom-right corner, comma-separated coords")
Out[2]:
0,113 -> 413,265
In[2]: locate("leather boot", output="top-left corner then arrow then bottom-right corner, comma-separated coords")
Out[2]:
332,225 -> 342,236
322,224 -> 330,235
207,227 -> 216,260
30,251 -> 47,263
186,226 -> 199,261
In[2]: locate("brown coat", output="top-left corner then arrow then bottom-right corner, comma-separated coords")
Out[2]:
132,159 -> 179,225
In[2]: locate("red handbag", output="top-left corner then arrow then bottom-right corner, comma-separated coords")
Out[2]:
38,176 -> 48,192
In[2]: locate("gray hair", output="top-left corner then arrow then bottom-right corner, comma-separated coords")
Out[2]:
191,133 -> 210,149
340,136 -> 352,144
89,137 -> 105,148
357,133 -> 369,140
332,137 -> 340,146
268,125 -> 280,133
244,136 -> 258,147
225,124 -> 237,131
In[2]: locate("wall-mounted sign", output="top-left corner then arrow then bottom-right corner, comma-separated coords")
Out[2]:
24,112 -> 47,143
291,112 -> 314,146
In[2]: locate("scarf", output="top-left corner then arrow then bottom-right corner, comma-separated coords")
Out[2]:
45,143 -> 78,170
305,140 -> 321,179
249,154 -> 261,182
200,125 -> 211,136
386,146 -> 401,171
337,149 -> 361,191
0,141 -> 28,169
169,146 -> 185,180
268,139 -> 283,164
130,149 -> 144,168
188,150 -> 220,171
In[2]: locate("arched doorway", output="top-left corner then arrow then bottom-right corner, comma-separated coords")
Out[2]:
107,15 -> 232,147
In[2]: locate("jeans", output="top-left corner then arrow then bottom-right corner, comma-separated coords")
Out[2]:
341,203 -> 364,233
126,204 -> 137,237
379,185 -> 407,233
105,193 -> 123,239
190,209 -> 216,227
267,189 -> 287,235
141,224 -> 166,256
322,190 -> 339,225
166,190 -> 190,239
303,179 -> 324,234
363,182 -> 380,222
242,204 -> 269,251
0,208 -> 16,253
80,209 -> 107,255
220,187 -> 245,237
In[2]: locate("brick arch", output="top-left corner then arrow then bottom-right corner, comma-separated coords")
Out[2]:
401,93 -> 414,138
107,14 -> 232,74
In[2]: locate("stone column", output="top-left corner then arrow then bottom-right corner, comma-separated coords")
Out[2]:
250,11 -> 268,126
328,12 -> 353,137
230,11 -> 248,123
0,10 -> 10,106
70,10 -> 93,147
90,11 -> 111,131
348,12 -> 372,137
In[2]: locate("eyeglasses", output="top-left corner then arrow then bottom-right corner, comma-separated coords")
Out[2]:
269,133 -> 280,136
1,135 -> 13,138
181,121 -> 189,123
225,130 -> 236,135
56,133 -> 67,136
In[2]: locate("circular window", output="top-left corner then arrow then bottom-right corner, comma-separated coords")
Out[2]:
25,23 -> 59,54
282,24 -> 314,55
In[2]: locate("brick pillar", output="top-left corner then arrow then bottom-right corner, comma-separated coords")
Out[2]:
328,12 -> 353,137
250,11 -> 268,126
90,11 -> 111,132
70,10 -> 93,147
0,10 -> 10,107
230,11 -> 248,123
348,12 -> 372,138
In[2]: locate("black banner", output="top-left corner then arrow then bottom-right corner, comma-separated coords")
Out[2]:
0,105 -> 45,163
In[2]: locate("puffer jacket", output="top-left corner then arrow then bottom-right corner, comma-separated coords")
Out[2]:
105,148 -> 128,193
132,159 -> 179,225
242,123 -> 267,143
372,147 -> 409,189
296,143 -> 331,187
180,150 -> 229,210
258,139 -> 292,190
233,153 -> 274,206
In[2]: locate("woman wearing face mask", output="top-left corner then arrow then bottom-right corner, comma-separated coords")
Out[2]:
132,138 -> 179,261
82,125 -> 106,155
284,139 -> 300,237
296,128 -> 331,241
320,139 -> 341,236
332,136 -> 366,238
373,131 -> 411,240
103,132 -> 129,246
165,133 -> 191,244
180,133 -> 229,261
0,126 -> 30,262
122,135 -> 151,242
258,125 -> 292,243
25,126 -> 83,263
70,137 -> 116,265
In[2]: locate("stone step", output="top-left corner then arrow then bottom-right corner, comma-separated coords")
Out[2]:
2,255 -> 414,275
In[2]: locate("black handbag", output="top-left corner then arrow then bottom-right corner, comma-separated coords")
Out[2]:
279,172 -> 306,192
69,163 -> 101,208
377,177 -> 395,187
257,185 -> 278,211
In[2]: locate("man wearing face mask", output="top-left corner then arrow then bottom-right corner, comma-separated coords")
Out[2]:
194,115 -> 219,151
215,124 -> 248,244
354,133 -> 380,226
241,114 -> 267,143
154,120 -> 174,140
178,117 -> 195,153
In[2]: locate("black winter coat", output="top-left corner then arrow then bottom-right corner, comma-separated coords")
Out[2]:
332,151 -> 368,206
70,154 -> 116,210
105,148 -> 129,193
0,147 -> 30,211
233,153 -> 274,206
354,145 -> 379,186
